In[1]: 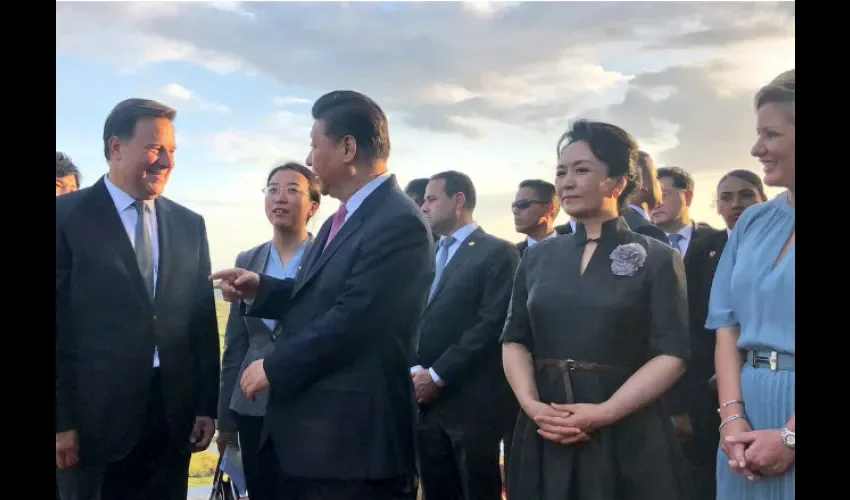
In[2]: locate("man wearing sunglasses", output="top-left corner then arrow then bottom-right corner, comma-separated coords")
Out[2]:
513,179 -> 560,257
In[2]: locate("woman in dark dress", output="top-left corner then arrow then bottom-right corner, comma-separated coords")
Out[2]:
501,120 -> 692,500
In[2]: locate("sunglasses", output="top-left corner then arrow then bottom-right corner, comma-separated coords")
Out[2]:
512,199 -> 548,210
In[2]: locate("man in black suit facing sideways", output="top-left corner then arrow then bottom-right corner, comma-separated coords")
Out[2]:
414,171 -> 520,500
56,99 -> 220,500
651,166 -> 723,500
210,90 -> 434,500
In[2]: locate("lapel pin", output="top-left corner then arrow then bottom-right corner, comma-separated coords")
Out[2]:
468,241 -> 475,247
709,250 -> 716,258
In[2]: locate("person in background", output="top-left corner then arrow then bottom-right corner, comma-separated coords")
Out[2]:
714,170 -> 768,234
211,90 -> 433,500
623,151 -> 663,230
216,162 -> 320,500
405,178 -> 430,207
513,179 -> 559,257
56,98 -> 220,500
57,151 -> 82,196
707,69 -> 795,500
414,170 -> 519,500
651,166 -> 723,500
406,178 -> 439,244
501,119 -> 691,500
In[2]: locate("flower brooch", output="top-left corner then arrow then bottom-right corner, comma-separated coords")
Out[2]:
610,243 -> 647,276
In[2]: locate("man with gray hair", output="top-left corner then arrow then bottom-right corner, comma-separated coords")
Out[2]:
56,98 -> 220,500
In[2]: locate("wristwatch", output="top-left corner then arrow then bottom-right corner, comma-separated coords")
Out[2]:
779,426 -> 795,448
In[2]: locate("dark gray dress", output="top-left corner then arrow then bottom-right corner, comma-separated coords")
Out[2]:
500,217 -> 693,500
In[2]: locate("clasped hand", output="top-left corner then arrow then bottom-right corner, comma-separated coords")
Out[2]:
723,428 -> 795,480
209,268 -> 260,302
526,401 -> 612,446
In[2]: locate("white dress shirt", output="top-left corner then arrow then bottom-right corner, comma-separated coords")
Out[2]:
103,175 -> 161,367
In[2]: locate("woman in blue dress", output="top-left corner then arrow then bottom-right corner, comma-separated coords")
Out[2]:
706,69 -> 795,499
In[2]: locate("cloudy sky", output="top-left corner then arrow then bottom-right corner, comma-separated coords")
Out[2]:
56,0 -> 795,271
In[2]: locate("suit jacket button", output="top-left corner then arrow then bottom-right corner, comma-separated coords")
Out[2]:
153,314 -> 157,321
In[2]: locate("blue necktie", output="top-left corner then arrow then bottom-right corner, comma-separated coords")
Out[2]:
429,236 -> 456,300
668,233 -> 684,254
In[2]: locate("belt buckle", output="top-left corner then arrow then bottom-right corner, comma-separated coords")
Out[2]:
752,351 -> 778,371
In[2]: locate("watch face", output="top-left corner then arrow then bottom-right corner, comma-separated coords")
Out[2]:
782,431 -> 796,448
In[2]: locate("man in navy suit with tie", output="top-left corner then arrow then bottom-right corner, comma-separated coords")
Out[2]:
211,90 -> 434,500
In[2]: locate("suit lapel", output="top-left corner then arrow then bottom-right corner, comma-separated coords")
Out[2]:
425,227 -> 483,310
248,242 -> 275,333
293,176 -> 397,297
88,178 -> 153,308
153,198 -> 175,309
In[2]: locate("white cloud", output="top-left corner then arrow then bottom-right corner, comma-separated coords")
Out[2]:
164,83 -> 192,101
161,83 -> 231,114
56,1 -> 793,141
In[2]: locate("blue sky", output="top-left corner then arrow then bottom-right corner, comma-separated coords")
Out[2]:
56,1 -> 794,271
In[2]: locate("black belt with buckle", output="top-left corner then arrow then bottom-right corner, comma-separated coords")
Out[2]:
745,350 -> 795,372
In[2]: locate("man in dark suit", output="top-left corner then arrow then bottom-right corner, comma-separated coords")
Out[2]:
651,166 -> 723,500
210,90 -> 434,500
513,179 -> 559,257
413,171 -> 519,500
56,99 -> 220,500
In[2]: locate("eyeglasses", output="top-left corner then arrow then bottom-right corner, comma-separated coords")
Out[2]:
511,199 -> 548,210
262,186 -> 303,197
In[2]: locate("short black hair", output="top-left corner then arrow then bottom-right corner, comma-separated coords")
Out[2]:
311,90 -> 390,164
56,151 -> 82,186
103,98 -> 177,161
657,166 -> 695,192
518,179 -> 557,206
430,170 -> 477,210
404,178 -> 429,199
266,162 -> 322,205
718,169 -> 768,201
557,119 -> 641,208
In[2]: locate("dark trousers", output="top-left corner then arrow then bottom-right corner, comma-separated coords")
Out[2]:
258,438 -> 416,500
416,415 -> 503,500
235,414 -> 277,500
56,371 -> 191,500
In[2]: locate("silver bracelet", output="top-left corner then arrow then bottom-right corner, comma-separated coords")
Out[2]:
717,400 -> 745,413
718,414 -> 747,431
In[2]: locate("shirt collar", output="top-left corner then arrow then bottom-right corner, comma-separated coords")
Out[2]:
527,230 -> 557,247
104,174 -> 137,211
628,204 -> 649,220
442,222 -> 479,246
343,173 -> 390,219
667,222 -> 694,241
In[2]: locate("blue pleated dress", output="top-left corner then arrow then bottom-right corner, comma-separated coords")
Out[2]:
706,192 -> 795,500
